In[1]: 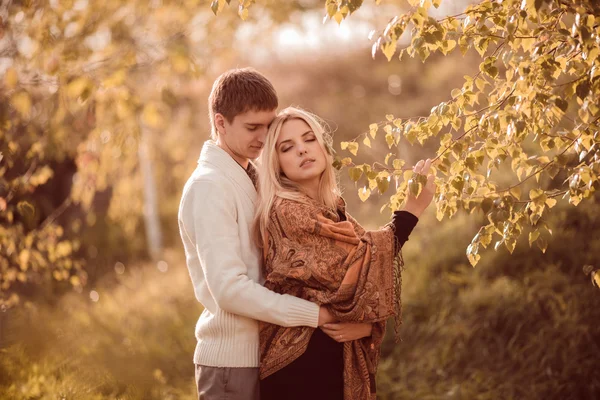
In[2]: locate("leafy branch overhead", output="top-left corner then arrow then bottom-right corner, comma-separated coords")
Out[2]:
330,0 -> 600,266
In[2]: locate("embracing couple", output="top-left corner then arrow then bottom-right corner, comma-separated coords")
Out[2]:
178,68 -> 435,400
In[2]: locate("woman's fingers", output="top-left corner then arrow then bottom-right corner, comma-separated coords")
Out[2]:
321,327 -> 345,342
322,323 -> 342,331
413,159 -> 425,174
426,173 -> 436,191
422,158 -> 432,175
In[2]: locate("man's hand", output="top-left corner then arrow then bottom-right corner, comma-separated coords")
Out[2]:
320,322 -> 373,342
318,306 -> 335,326
403,158 -> 436,218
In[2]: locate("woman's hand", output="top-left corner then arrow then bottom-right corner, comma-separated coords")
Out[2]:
318,306 -> 335,326
403,158 -> 436,218
320,322 -> 373,342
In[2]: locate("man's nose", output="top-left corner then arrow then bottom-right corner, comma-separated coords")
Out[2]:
257,127 -> 268,143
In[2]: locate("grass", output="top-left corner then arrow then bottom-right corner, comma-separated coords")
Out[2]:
1,201 -> 600,400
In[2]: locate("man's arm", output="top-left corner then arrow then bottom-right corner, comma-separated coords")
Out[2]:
181,180 -> 328,328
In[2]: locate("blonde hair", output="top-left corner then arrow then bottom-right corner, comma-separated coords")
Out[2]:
254,107 -> 341,247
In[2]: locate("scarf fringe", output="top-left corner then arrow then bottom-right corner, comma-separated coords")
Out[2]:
392,236 -> 405,344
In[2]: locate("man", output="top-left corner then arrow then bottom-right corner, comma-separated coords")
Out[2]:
178,68 -> 334,400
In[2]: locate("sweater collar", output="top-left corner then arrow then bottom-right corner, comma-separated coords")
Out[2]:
199,141 -> 257,203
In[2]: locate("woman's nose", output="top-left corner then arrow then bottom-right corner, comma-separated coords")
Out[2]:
296,143 -> 307,155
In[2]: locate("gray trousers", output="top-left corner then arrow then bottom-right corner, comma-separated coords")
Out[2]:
195,364 -> 260,400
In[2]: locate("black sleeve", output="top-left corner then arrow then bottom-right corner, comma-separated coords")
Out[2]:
391,211 -> 419,249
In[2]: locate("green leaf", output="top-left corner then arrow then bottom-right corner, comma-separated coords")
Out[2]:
529,230 -> 540,247
348,167 -> 363,182
392,159 -> 405,171
211,0 -> 219,15
537,236 -> 548,253
481,198 -> 494,215
377,177 -> 390,194
509,186 -> 521,200
17,201 -> 35,218
554,98 -> 568,112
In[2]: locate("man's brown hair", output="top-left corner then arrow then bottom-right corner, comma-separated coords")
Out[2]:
208,68 -> 278,140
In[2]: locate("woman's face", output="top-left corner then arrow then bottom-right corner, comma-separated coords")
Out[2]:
275,118 -> 327,187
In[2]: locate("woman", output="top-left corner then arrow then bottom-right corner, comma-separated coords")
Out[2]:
254,107 -> 435,400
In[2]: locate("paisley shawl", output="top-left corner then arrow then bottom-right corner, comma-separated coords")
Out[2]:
259,196 -> 403,400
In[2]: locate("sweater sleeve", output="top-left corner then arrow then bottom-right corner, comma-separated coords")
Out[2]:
391,210 -> 419,249
181,180 -> 319,328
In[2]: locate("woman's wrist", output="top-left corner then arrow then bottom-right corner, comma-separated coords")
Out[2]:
401,203 -> 422,218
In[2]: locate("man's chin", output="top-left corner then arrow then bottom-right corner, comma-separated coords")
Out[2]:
247,149 -> 262,160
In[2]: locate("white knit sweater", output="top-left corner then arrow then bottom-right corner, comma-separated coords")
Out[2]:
178,141 -> 320,367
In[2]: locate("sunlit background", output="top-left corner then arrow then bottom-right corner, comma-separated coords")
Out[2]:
1,0 -> 599,399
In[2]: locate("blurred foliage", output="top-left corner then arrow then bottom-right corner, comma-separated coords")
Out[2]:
375,194 -> 600,399
0,250 -> 199,400
0,0 -> 335,307
0,0 -> 209,307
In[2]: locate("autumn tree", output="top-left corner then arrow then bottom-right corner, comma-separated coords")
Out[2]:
322,0 -> 599,276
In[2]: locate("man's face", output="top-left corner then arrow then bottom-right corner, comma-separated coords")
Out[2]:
216,109 -> 277,165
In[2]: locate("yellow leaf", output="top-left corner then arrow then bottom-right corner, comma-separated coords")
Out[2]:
340,157 -> 352,166
11,91 -> 32,118
368,178 -> 377,190
363,136 -> 371,148
385,133 -> 394,148
103,70 -> 126,88
369,123 -> 378,139
593,270 -> 600,288
509,186 -> 521,200
19,250 -> 30,271
340,142 -> 349,150
4,67 -> 18,89
384,153 -> 393,165
56,241 -> 73,257
545,198 -> 557,208
334,12 -> 343,25
358,187 -> 371,202
381,40 -> 396,61
67,77 -> 90,98
141,103 -> 163,128
467,251 -> 480,267
528,230 -> 539,247
239,7 -> 249,21
347,142 -> 359,156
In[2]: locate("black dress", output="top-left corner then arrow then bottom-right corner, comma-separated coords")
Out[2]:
260,211 -> 418,400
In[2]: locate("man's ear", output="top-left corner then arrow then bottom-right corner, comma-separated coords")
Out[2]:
214,113 -> 226,136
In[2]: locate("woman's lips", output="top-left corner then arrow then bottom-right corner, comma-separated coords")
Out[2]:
300,159 -> 315,168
